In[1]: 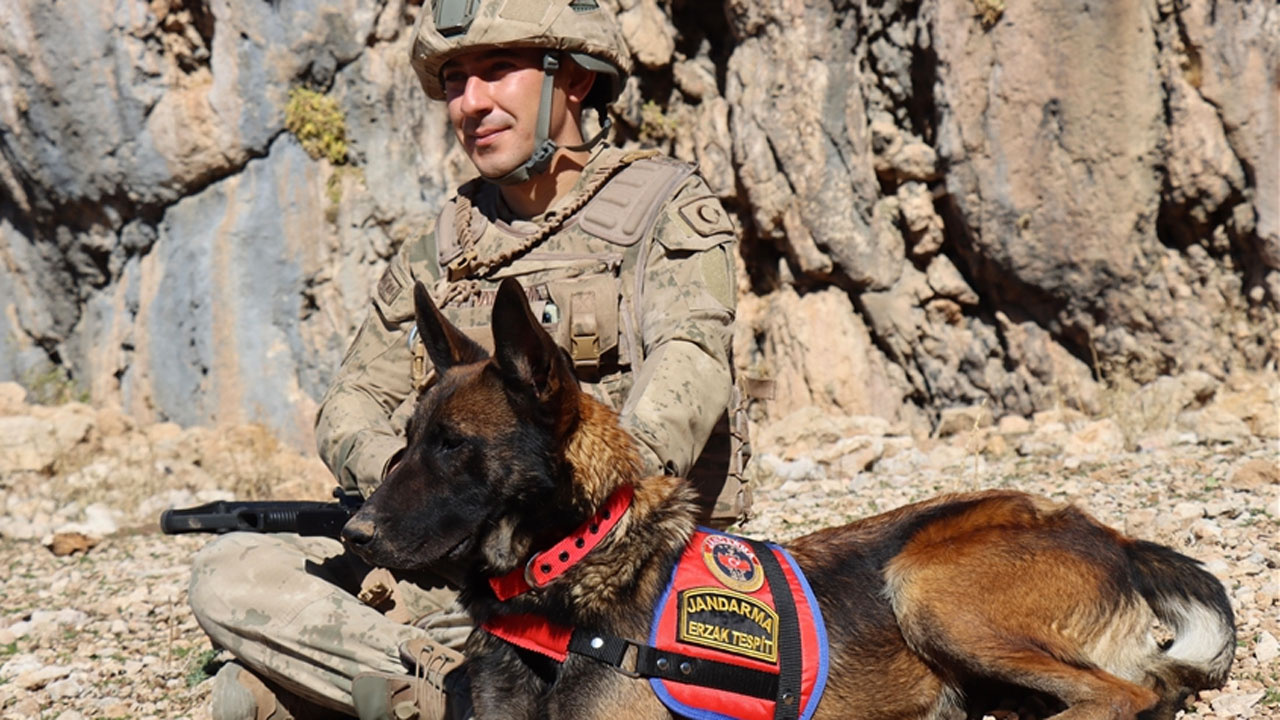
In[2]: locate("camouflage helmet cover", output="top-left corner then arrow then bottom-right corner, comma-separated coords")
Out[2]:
410,0 -> 633,102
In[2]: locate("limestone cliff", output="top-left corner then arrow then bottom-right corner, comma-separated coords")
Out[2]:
1,0 -> 1275,449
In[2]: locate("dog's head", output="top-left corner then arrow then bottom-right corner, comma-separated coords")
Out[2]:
341,277 -> 587,572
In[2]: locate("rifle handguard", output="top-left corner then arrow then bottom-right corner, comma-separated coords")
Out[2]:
160,493 -> 361,537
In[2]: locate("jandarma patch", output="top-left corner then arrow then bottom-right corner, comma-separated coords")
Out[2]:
677,588 -> 779,664
701,533 -> 764,593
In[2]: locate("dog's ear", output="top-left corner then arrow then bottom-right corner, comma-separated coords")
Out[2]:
414,281 -> 488,371
491,278 -> 578,407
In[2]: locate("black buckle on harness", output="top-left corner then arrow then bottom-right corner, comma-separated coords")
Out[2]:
567,629 -> 780,701
568,631 -> 641,678
563,539 -> 806,720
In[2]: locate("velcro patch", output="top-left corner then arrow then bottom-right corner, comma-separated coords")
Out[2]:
678,196 -> 734,238
377,266 -> 403,305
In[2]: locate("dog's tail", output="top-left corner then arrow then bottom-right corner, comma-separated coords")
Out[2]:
1128,539 -> 1235,692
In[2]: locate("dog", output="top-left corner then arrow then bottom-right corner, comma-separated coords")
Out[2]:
342,277 -> 1235,720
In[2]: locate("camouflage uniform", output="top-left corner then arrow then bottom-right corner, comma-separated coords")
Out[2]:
319,142 -> 744,515
189,141 -> 744,715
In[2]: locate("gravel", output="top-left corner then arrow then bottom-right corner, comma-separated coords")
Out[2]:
0,391 -> 1276,719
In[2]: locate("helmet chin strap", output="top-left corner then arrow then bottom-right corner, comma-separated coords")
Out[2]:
490,52 -> 613,187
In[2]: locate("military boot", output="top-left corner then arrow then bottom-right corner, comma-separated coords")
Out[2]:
351,638 -> 470,720
211,661 -> 293,720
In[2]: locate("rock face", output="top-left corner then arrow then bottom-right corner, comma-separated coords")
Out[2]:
1,0 -> 1277,447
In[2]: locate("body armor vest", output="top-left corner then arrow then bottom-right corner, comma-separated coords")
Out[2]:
401,148 -> 751,525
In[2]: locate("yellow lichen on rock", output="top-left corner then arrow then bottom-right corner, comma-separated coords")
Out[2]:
285,87 -> 348,165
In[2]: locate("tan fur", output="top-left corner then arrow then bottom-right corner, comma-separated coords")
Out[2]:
562,396 -> 644,510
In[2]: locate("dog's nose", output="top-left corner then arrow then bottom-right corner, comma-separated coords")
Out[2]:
341,516 -> 377,547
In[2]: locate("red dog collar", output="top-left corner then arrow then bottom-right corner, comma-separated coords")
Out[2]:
489,484 -> 635,601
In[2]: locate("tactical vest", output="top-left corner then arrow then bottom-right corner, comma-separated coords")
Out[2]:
400,149 -> 752,525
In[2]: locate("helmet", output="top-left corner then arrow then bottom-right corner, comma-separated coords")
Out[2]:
410,0 -> 632,184
410,0 -> 632,108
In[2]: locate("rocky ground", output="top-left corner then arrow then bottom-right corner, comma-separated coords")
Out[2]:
0,375 -> 1276,720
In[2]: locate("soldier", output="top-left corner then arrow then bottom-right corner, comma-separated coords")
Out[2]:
188,1 -> 747,719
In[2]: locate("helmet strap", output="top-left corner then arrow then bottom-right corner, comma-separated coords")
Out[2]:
490,52 -> 611,186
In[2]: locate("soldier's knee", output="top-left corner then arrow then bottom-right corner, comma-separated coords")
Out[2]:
188,533 -> 278,627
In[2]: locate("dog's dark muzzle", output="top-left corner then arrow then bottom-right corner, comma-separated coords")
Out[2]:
341,514 -> 378,549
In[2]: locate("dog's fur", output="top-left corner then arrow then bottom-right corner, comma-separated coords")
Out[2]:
343,278 -> 1235,720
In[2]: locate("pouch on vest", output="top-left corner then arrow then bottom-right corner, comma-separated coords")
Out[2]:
546,274 -> 622,372
436,284 -> 569,357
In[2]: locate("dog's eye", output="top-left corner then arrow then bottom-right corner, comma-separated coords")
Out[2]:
436,431 -> 465,453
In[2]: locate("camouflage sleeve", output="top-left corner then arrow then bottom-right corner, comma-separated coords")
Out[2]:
315,238 -> 435,498
619,176 -> 737,478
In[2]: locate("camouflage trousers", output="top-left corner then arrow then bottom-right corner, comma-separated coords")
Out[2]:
188,532 -> 469,714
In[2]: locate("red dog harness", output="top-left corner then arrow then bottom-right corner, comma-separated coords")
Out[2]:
482,486 -> 830,720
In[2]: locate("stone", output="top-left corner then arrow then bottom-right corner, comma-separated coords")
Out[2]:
996,415 -> 1033,435
618,0 -> 675,69
1032,409 -> 1088,431
1254,631 -> 1279,665
1118,372 -> 1219,435
0,383 -> 26,415
15,664 -> 72,690
47,677 -> 84,701
0,516 -> 38,541
1211,382 -> 1280,439
93,405 -> 136,437
63,503 -> 120,538
1061,419 -> 1127,457
738,287 -> 923,433
896,182 -> 945,258
672,57 -> 717,101
47,531 -> 99,557
936,405 -> 994,437
1228,458 -> 1279,490
1181,407 -> 1251,444
1202,500 -> 1237,519
1210,691 -> 1265,716
5,697 -> 41,719
1189,519 -> 1221,541
1018,432 -> 1064,458
925,255 -> 980,305
0,654 -> 41,681
982,433 -> 1010,457
0,416 -> 68,472
753,454 -> 825,485
1172,501 -> 1204,521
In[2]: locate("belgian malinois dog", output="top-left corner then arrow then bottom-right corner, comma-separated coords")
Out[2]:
343,278 -> 1234,720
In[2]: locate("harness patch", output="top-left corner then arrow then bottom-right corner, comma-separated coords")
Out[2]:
702,534 -> 764,593
678,588 -> 778,663
651,529 -> 829,720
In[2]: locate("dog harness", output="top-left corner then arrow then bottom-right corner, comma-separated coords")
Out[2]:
482,486 -> 829,720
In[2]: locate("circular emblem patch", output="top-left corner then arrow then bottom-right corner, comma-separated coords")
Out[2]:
701,534 -> 764,593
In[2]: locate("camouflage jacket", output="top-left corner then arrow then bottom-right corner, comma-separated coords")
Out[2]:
315,145 -> 746,523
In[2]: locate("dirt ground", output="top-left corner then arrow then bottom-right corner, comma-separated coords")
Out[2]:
0,382 -> 1276,719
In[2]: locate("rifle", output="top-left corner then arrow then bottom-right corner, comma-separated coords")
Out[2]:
160,488 -> 363,537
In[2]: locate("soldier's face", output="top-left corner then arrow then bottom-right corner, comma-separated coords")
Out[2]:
442,49 -> 551,180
